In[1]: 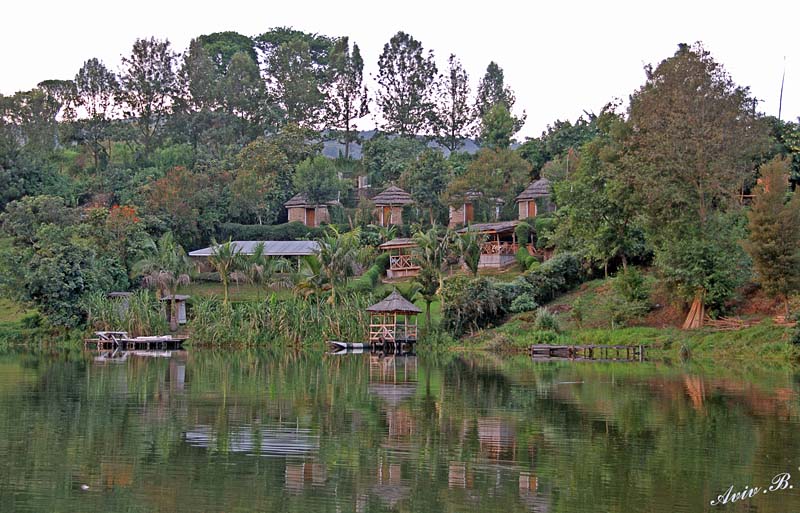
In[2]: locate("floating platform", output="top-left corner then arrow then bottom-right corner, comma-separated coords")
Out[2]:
531,344 -> 645,362
85,331 -> 187,351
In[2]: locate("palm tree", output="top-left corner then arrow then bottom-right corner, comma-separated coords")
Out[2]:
317,226 -> 364,303
245,242 -> 292,298
456,229 -> 484,276
207,239 -> 245,306
412,225 -> 450,327
132,232 -> 191,331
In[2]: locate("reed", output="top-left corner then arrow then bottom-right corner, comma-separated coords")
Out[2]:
83,290 -> 168,336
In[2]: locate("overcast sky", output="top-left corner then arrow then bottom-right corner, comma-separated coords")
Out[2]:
2,0 -> 797,139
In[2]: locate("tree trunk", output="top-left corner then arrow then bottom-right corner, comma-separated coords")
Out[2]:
621,254 -> 628,271
169,298 -> 178,332
682,290 -> 705,330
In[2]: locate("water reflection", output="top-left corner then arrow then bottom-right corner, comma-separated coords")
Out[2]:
0,349 -> 799,512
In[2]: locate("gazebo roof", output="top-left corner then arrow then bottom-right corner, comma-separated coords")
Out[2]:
366,291 -> 422,314
372,186 -> 413,206
379,238 -> 417,250
515,178 -> 551,202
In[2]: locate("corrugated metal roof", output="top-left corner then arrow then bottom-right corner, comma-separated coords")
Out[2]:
457,221 -> 519,234
189,241 -> 320,257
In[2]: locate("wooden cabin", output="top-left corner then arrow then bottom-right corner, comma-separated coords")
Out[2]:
448,191 -> 482,228
515,178 -> 553,219
379,238 -> 420,279
372,186 -> 413,226
458,221 -> 520,269
284,193 -> 336,227
366,291 -> 422,344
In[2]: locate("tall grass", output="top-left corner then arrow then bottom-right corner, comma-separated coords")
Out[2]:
189,292 -> 376,347
83,290 -> 168,336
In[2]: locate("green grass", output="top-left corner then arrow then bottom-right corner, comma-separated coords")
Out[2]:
0,298 -> 30,323
183,282 -> 294,302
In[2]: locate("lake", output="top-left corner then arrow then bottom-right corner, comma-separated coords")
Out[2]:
0,348 -> 799,512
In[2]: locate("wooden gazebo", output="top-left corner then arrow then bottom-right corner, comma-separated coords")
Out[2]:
366,291 -> 422,344
379,238 -> 420,279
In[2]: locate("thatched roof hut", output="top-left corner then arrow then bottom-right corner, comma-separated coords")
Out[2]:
372,186 -> 414,206
515,178 -> 551,202
367,291 -> 422,315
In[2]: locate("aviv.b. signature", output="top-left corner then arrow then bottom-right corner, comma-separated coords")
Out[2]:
711,471 -> 793,506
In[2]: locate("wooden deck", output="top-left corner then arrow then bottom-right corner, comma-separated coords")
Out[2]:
531,344 -> 645,361
85,332 -> 187,351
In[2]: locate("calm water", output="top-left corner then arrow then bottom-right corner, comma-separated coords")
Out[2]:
1,349 -> 799,513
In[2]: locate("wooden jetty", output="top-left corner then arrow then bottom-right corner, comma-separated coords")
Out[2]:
85,331 -> 187,351
531,344 -> 645,362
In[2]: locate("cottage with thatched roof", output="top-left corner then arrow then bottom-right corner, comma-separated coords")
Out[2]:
284,193 -> 337,227
515,178 -> 553,219
448,190 -> 482,228
366,291 -> 422,343
372,186 -> 413,226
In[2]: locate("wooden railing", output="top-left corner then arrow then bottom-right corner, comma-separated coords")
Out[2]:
389,254 -> 420,270
480,242 -> 519,256
369,324 -> 418,341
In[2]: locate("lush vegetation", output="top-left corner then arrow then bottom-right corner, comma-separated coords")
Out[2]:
1,32 -> 800,359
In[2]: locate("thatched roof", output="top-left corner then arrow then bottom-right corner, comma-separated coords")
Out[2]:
516,178 -> 551,202
283,193 -> 339,208
372,186 -> 413,206
379,238 -> 417,250
366,291 -> 422,314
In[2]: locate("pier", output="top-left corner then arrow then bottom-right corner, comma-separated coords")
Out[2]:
531,344 -> 645,362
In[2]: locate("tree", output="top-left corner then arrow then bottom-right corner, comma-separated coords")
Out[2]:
293,155 -> 340,205
744,157 -> 800,315
362,132 -> 426,186
244,242 -> 291,299
553,110 -> 643,275
478,103 -> 516,149
73,58 -> 119,170
400,149 -> 450,225
132,231 -> 192,330
207,239 -> 245,306
323,37 -> 369,158
265,39 -> 326,128
197,31 -> 258,73
432,54 -> 474,152
456,229 -> 483,276
179,39 -> 220,111
474,61 -> 525,135
412,226 -> 450,327
623,42 -> 769,327
117,37 -> 179,158
375,31 -> 437,137
316,226 -> 362,303
220,51 -> 266,140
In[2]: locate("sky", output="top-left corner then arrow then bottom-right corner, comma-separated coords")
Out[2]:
1,0 -> 798,139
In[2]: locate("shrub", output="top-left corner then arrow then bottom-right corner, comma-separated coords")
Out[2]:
605,268 -> 651,328
524,251 -> 584,303
441,276 -> 507,336
533,308 -> 560,332
515,247 -> 537,270
509,295 -> 538,313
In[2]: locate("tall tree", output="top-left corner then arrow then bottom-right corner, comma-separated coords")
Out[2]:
744,156 -> 800,315
474,61 -> 525,135
117,37 -> 179,158
221,51 -> 266,140
74,58 -> 119,170
293,155 -> 340,205
623,42 -> 769,327
412,226 -> 449,327
400,148 -> 450,225
432,54 -> 474,152
375,31 -> 437,137
323,37 -> 369,158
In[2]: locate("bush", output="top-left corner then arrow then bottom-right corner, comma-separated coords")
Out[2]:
347,253 -> 390,292
216,222 -> 346,242
533,308 -> 560,332
441,276 -> 507,336
524,252 -> 584,303
509,295 -> 538,314
515,247 -> 538,270
605,268 -> 651,328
